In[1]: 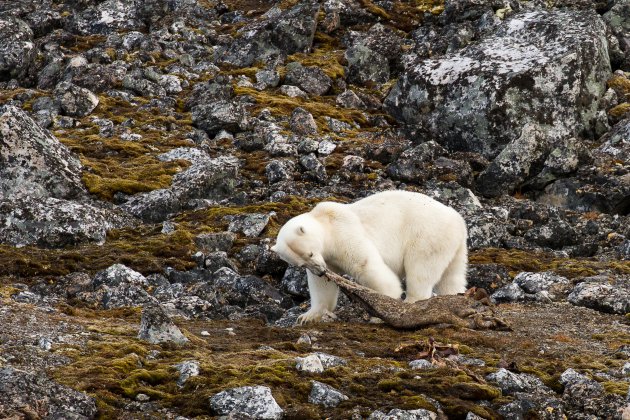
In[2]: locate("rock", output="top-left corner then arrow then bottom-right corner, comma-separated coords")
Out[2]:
0,196 -> 127,247
228,213 -> 271,238
192,100 -> 249,136
256,69 -> 281,89
309,380 -> 349,408
138,302 -> 189,345
514,271 -> 570,294
345,44 -> 390,86
290,107 -> 318,135
497,392 -> 566,420
0,367 -> 97,419
444,0 -> 511,23
295,354 -> 324,373
265,159 -> 295,184
476,123 -> 547,197
368,408 -> 437,420
174,360 -> 200,387
300,154 -> 327,183
213,268 -> 285,309
83,264 -> 153,307
69,0 -> 144,35
568,280 -> 630,315
603,0 -> 630,69
54,82 -> 99,117
341,155 -> 365,172
409,359 -> 435,370
279,85 -> 309,98
219,1 -> 319,67
336,90 -> 366,109
281,266 -> 309,297
325,116 -> 352,133
317,139 -> 336,155
121,156 -> 239,222
386,141 -> 447,182
194,231 -> 236,252
209,385 -> 283,419
284,62 -> 332,96
384,10 -> 611,193
0,105 -> 84,200
0,17 -> 36,81
157,147 -> 211,164
486,368 -> 550,395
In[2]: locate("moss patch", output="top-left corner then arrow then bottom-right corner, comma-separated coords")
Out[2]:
470,248 -> 630,278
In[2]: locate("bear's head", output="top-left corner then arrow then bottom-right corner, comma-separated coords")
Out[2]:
271,213 -> 327,276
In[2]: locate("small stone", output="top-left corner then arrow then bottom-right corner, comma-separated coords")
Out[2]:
290,107 -> 318,135
279,85 -> 308,98
309,380 -> 349,408
486,368 -> 549,395
409,359 -> 434,370
137,302 -> 189,345
174,360 -> 200,387
296,354 -> 324,373
136,393 -> 150,402
621,362 -> 630,377
317,140 -> 336,155
38,337 -> 52,351
368,408 -> 437,420
296,333 -> 312,346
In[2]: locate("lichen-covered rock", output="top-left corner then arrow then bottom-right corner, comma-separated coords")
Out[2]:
281,266 -> 309,297
209,385 -> 283,419
0,17 -> 36,81
54,82 -> 99,117
568,280 -> 630,315
492,271 -> 571,303
191,100 -> 249,136
0,367 -> 97,419
368,408 -> 437,420
0,105 -> 84,200
345,44 -> 390,86
486,368 -> 550,395
219,0 -> 319,67
289,107 -> 318,135
0,196 -> 129,248
300,153 -> 327,183
603,0 -> 630,69
384,10 -> 611,195
213,268 -> 285,309
68,0 -> 144,35
174,360 -> 199,387
227,213 -> 271,238
121,156 -> 239,222
309,380 -> 349,408
284,62 -> 333,96
497,392 -> 565,420
138,302 -> 189,345
265,159 -> 295,184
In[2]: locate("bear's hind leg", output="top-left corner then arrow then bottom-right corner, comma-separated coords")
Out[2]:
434,242 -> 468,296
404,251 -> 453,302
297,270 -> 339,324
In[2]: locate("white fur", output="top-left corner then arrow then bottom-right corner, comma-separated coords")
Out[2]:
271,190 -> 468,324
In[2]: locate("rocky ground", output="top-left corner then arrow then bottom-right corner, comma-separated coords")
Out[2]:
0,0 -> 629,418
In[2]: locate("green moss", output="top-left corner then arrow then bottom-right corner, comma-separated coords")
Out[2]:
603,381 -> 630,396
609,103 -> 630,118
470,248 -> 630,279
450,382 -> 502,400
287,47 -> 345,80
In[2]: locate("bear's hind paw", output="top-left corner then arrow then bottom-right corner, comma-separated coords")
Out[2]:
296,308 -> 337,325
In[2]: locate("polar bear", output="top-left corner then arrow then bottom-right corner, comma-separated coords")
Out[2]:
271,190 -> 468,324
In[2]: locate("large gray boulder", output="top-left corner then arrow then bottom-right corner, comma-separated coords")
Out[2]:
0,17 -> 36,81
384,10 -> 611,196
0,196 -> 128,248
0,367 -> 97,419
0,105 -> 85,200
219,0 -> 320,67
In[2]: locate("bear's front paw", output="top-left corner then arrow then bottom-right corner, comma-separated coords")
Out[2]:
296,308 -> 337,325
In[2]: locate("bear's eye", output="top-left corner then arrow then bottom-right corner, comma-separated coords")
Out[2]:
309,252 -> 314,257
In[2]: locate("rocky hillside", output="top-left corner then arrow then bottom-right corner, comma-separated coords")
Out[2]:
0,0 -> 629,418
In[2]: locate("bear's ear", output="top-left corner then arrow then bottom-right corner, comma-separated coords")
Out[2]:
297,226 -> 305,235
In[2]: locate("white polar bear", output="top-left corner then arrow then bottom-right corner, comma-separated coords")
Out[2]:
271,190 -> 468,324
